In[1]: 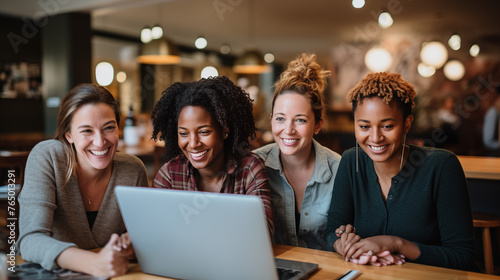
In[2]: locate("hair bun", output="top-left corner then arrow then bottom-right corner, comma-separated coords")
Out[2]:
275,53 -> 330,96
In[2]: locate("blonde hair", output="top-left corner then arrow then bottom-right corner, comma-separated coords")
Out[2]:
347,72 -> 416,119
272,53 -> 330,123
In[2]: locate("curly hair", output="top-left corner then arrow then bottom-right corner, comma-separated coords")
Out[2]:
151,76 -> 256,162
347,72 -> 416,119
272,53 -> 330,123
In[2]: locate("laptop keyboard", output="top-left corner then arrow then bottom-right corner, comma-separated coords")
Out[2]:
277,268 -> 301,280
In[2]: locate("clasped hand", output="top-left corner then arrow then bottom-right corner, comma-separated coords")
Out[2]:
333,225 -> 405,266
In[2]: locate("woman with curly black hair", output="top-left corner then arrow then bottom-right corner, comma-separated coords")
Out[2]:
151,76 -> 273,234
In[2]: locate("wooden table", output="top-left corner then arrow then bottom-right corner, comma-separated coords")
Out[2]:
457,155 -> 500,180
113,245 -> 500,280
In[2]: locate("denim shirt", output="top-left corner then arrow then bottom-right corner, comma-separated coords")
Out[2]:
254,139 -> 341,251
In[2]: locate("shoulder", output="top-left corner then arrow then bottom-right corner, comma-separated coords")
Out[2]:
411,145 -> 457,162
114,152 -> 145,166
237,152 -> 266,167
253,143 -> 278,160
28,139 -> 67,163
113,152 -> 147,175
313,140 -> 341,163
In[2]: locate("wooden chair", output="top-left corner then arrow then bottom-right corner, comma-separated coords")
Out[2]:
473,212 -> 500,274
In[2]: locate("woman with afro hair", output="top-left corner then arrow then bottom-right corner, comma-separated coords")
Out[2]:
151,76 -> 273,235
324,72 -> 474,270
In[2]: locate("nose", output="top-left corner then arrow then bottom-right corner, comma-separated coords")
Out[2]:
369,127 -> 382,142
284,120 -> 295,134
93,131 -> 106,147
188,134 -> 200,149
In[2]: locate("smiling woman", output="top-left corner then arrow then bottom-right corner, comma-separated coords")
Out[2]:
17,84 -> 149,277
324,73 -> 475,271
151,76 -> 273,236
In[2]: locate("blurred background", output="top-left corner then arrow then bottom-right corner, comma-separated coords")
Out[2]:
0,0 -> 499,156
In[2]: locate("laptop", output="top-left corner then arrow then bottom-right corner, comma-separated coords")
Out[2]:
115,186 -> 318,280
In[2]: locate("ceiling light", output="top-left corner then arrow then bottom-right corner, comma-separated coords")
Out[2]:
116,71 -> 127,83
469,44 -> 480,57
444,60 -> 465,81
352,0 -> 365,9
201,66 -> 219,78
417,63 -> 436,78
364,46 -> 392,72
95,62 -> 114,86
138,37 -> 181,65
264,53 -> 275,63
140,26 -> 152,44
420,41 -> 448,69
448,34 -> 461,51
378,12 -> 393,29
195,36 -> 208,49
220,44 -> 231,54
151,25 -> 163,40
233,48 -> 270,74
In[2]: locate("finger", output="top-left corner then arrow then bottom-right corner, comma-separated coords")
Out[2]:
335,225 -> 347,237
376,250 -> 391,257
356,254 -> 371,265
345,224 -> 356,234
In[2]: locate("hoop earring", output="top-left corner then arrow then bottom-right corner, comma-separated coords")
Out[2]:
400,132 -> 407,171
356,140 -> 359,173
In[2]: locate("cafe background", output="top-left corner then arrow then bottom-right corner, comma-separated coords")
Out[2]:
0,0 -> 500,274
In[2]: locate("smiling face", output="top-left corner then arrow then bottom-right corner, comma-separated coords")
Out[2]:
271,92 -> 323,158
65,103 -> 119,173
354,97 -> 413,165
177,105 -> 226,174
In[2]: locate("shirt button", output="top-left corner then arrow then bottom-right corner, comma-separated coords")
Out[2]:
388,195 -> 393,200
304,212 -> 308,216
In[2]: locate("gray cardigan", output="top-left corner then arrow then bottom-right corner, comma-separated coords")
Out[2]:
17,140 -> 149,270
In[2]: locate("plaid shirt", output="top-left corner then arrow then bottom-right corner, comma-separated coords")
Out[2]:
153,152 -> 274,236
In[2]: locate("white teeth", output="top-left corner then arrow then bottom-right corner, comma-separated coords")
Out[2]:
283,139 -> 298,144
370,145 -> 386,151
90,148 -> 109,156
191,150 -> 208,158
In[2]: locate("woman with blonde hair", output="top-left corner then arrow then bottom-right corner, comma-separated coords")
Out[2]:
255,53 -> 341,250
18,84 -> 149,276
325,72 -> 474,270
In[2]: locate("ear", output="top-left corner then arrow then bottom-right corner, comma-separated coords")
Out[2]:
65,131 -> 74,144
314,119 -> 324,135
404,115 -> 414,133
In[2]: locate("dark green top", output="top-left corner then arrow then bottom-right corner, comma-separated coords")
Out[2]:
325,145 -> 474,270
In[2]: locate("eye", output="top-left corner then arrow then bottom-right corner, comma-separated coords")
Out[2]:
178,131 -> 188,137
199,129 -> 212,136
81,129 -> 92,134
275,117 -> 285,122
296,118 -> 307,123
358,125 -> 369,130
382,124 -> 394,130
104,125 -> 116,131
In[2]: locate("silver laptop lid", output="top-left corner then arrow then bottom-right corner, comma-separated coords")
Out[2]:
115,186 -> 278,280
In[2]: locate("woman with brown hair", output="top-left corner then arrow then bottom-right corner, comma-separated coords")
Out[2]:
254,53 -> 341,250
18,84 -> 148,276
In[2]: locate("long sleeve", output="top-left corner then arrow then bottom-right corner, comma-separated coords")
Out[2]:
18,141 -> 78,270
18,140 -> 149,271
324,146 -> 474,270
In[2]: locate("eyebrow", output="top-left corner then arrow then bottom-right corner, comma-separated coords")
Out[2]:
77,120 -> 116,129
357,118 -> 396,123
273,112 -> 310,118
178,125 -> 213,130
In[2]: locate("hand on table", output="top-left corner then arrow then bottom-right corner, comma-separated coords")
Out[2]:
93,233 -> 130,276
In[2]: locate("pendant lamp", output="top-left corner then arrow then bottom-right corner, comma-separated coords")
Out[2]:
138,37 -> 181,65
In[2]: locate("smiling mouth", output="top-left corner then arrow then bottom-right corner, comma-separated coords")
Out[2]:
369,145 -> 387,151
282,138 -> 299,144
190,150 -> 208,158
90,148 -> 109,156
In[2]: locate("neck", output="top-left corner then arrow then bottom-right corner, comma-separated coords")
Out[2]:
373,145 -> 409,179
280,144 -> 316,171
